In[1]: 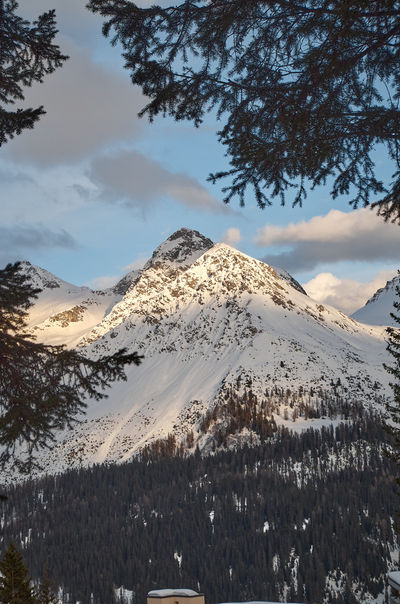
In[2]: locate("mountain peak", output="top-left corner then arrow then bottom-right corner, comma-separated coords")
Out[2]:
18,260 -> 64,291
364,273 -> 400,307
144,228 -> 214,270
351,272 -> 399,326
12,230 -> 392,475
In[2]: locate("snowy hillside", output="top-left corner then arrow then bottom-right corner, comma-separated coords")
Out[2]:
13,229 -> 392,476
351,273 -> 399,326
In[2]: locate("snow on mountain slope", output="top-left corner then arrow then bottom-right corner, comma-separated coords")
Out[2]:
12,228 -> 392,477
351,273 -> 399,326
21,261 -> 122,347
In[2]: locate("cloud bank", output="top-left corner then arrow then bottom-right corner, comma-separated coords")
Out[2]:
5,39 -> 144,166
256,208 -> 400,271
89,150 -> 228,213
0,225 -> 77,267
0,225 -> 76,251
303,270 -> 396,315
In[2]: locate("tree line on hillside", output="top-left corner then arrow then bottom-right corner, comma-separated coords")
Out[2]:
0,414 -> 397,604
141,384 -> 385,461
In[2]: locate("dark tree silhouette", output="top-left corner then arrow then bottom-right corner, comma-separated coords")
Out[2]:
0,0 -> 68,145
35,565 -> 59,604
0,541 -> 36,603
385,273 -> 400,513
88,0 -> 400,221
0,262 -> 142,472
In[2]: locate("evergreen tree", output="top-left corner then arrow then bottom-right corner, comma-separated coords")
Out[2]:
0,1 -> 68,145
88,0 -> 400,221
0,262 -> 143,472
35,566 -> 58,604
0,541 -> 36,604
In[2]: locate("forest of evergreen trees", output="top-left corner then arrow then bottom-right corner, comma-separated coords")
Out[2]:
0,412 -> 397,603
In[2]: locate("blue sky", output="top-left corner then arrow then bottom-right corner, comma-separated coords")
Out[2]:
1,0 -> 399,315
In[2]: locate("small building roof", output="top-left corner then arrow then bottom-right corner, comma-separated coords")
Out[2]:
148,590 -> 201,598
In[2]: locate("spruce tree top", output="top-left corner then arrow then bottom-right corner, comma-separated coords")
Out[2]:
0,541 -> 36,604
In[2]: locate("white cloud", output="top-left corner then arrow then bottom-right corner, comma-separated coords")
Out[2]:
89,150 -> 229,213
221,227 -> 241,246
303,270 -> 397,315
256,208 -> 400,271
255,208 -> 383,245
5,38 -> 144,166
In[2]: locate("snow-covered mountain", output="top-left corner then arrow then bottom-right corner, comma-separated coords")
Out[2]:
16,229 -> 393,476
351,272 -> 399,326
22,261 -> 121,348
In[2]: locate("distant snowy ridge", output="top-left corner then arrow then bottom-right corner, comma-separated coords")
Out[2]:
21,261 -> 121,348
8,229 -> 392,478
351,273 -> 399,326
